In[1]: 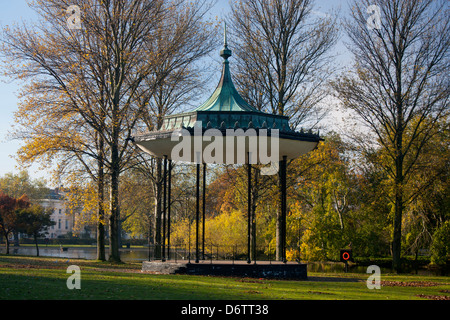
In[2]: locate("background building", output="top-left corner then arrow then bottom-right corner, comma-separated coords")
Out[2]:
38,189 -> 94,239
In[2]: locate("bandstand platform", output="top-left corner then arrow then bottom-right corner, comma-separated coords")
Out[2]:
142,260 -> 307,280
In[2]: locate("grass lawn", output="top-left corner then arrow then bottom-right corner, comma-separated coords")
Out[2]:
0,254 -> 449,300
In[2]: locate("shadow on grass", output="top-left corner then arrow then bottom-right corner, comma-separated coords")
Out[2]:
307,276 -> 362,282
0,268 -> 268,300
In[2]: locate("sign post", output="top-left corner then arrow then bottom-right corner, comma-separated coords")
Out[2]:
340,249 -> 352,273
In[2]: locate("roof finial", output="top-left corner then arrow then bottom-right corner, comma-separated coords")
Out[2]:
224,21 -> 228,47
220,21 -> 232,60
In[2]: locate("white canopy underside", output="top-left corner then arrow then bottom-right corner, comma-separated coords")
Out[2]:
135,135 -> 319,164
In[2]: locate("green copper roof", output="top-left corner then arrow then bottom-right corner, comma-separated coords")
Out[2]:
193,24 -> 260,113
158,24 -> 295,132
134,24 -> 323,153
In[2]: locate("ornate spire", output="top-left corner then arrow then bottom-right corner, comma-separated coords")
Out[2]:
224,21 -> 228,46
193,21 -> 260,113
220,22 -> 232,60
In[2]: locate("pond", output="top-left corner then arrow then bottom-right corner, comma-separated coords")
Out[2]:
0,246 -> 150,263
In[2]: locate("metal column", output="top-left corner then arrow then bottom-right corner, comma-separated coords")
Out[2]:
280,155 -> 287,263
162,155 -> 167,262
247,154 -> 252,264
167,159 -> 172,260
195,163 -> 200,263
202,163 -> 206,260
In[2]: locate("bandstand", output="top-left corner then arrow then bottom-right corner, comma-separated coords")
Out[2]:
134,27 -> 322,279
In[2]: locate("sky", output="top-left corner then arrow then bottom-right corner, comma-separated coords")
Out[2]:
0,1 -> 39,178
0,0 -> 351,182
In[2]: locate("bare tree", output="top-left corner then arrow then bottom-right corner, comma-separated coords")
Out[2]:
229,0 -> 339,128
228,0 -> 339,261
130,1 -> 217,259
1,0 -> 215,262
333,0 -> 449,272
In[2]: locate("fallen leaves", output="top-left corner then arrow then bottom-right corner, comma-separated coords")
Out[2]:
381,281 -> 450,300
381,280 -> 443,287
415,294 -> 450,300
307,290 -> 335,295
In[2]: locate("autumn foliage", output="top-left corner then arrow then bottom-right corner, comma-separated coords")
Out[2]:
0,192 -> 30,253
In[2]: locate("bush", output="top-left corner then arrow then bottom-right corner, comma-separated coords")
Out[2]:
430,221 -> 450,265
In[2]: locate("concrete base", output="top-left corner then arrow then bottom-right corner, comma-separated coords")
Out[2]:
142,260 -> 307,280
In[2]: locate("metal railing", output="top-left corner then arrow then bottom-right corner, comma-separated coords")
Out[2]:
146,244 -> 301,263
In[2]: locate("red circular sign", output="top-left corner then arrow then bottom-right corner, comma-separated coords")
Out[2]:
342,252 -> 350,261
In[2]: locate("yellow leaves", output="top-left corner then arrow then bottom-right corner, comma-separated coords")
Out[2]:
286,248 -> 300,261
63,178 -> 108,234
171,209 -> 247,255
299,239 -> 324,261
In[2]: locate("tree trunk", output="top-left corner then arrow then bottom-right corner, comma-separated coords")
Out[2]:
97,217 -> 106,261
13,231 -> 20,247
392,185 -> 403,272
109,143 -> 121,263
5,234 -> 10,255
251,204 -> 257,261
392,61 -> 404,273
147,219 -> 154,261
276,208 -> 282,261
34,234 -> 39,257
97,138 -> 106,261
109,178 -> 120,262
392,153 -> 404,272
337,207 -> 344,231
108,89 -> 122,263
250,168 -> 259,261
